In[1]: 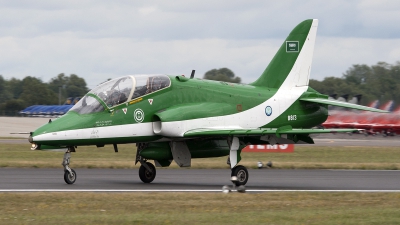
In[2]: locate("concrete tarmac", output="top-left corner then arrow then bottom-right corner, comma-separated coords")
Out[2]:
1,168 -> 399,191
0,116 -> 49,138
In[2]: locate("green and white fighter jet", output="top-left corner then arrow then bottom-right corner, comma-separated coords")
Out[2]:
29,19 -> 386,185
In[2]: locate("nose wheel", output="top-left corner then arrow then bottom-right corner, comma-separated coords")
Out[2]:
62,148 -> 77,185
231,165 -> 248,186
64,169 -> 77,184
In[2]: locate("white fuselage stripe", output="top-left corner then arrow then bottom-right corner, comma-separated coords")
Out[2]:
33,123 -> 154,142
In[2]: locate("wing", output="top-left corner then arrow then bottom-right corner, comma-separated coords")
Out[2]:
184,126 -> 359,145
184,127 -> 358,137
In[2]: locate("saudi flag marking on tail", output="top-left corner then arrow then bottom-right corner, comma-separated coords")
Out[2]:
286,41 -> 299,52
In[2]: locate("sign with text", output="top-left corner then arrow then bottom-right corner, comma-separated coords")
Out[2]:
243,144 -> 294,153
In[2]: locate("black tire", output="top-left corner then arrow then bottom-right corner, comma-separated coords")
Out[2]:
139,162 -> 156,183
64,169 -> 77,184
231,165 -> 248,186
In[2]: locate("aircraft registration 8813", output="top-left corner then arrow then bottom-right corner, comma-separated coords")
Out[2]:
29,19 -> 387,186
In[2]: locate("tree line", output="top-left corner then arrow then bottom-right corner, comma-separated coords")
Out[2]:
0,68 -> 241,114
0,74 -> 88,113
208,63 -> 400,108
310,61 -> 400,107
1,62 -> 399,115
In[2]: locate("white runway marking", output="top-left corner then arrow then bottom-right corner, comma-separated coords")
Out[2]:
1,189 -> 400,193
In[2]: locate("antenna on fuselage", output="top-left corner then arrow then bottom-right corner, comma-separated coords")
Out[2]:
190,70 -> 195,79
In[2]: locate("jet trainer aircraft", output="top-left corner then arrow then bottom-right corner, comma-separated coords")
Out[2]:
29,19 -> 387,186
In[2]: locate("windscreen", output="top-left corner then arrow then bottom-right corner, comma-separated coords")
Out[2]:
90,76 -> 133,107
70,95 -> 105,114
68,75 -> 170,114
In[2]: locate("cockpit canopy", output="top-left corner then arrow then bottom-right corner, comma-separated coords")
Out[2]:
70,75 -> 171,114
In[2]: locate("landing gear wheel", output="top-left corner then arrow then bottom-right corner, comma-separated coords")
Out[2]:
64,169 -> 77,184
139,162 -> 156,183
231,165 -> 248,186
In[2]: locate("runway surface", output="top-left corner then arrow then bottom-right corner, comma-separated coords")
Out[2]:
1,168 -> 399,192
0,116 -> 48,138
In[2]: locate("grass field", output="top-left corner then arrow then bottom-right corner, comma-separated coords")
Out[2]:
1,143 -> 400,170
1,192 -> 400,225
2,143 -> 400,224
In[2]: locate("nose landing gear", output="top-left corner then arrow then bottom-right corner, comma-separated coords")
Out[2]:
62,147 -> 76,185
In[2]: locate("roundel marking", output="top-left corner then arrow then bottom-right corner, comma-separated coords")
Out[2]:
265,106 -> 272,116
134,108 -> 145,123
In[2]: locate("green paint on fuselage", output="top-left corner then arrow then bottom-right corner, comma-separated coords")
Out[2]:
33,74 -> 327,147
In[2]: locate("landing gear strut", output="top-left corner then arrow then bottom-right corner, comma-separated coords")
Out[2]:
231,165 -> 248,186
136,143 -> 156,183
62,147 -> 76,184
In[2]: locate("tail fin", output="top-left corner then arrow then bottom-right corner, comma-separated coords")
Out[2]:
379,100 -> 395,111
368,100 -> 379,108
251,19 -> 318,89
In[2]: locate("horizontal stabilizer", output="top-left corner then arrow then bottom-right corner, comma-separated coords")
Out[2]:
300,97 -> 389,113
184,128 -> 359,137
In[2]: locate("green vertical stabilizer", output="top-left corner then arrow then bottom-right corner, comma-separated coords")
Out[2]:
251,19 -> 314,88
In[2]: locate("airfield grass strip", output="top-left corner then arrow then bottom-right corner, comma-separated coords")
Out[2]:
1,143 -> 400,170
0,192 -> 400,225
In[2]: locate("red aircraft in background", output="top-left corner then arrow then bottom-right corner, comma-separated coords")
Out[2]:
369,104 -> 400,136
322,98 -> 398,136
322,95 -> 375,130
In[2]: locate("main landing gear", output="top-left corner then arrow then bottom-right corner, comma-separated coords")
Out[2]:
62,147 -> 76,185
231,165 -> 249,186
139,161 -> 156,183
227,136 -> 248,187
223,165 -> 249,193
136,143 -> 157,183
